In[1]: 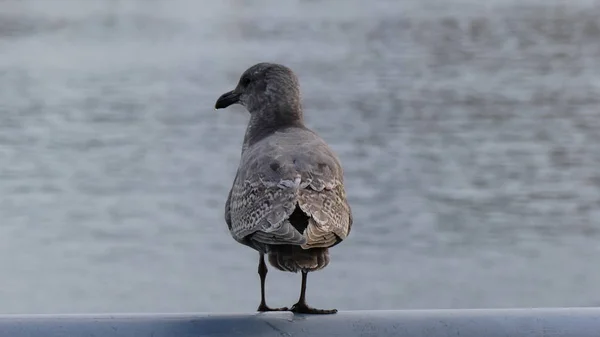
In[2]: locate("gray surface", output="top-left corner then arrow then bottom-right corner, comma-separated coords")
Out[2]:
1,0 -> 600,314
1,308 -> 600,337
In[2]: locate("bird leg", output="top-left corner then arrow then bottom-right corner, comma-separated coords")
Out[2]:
257,253 -> 288,312
290,271 -> 337,314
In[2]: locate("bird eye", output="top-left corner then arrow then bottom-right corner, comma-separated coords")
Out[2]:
241,76 -> 251,87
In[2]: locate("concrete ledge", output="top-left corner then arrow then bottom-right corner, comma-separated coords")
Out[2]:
0,308 -> 599,337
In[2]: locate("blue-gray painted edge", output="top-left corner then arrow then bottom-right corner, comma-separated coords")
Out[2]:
0,307 -> 599,337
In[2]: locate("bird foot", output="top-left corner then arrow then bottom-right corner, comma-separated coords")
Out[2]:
257,304 -> 289,312
290,302 -> 337,315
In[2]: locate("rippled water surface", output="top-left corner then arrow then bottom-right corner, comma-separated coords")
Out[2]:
1,0 -> 600,313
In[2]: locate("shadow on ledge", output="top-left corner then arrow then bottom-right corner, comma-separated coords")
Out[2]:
0,308 -> 599,337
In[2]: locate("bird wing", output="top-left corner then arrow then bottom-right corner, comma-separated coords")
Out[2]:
227,128 -> 352,248
224,174 -> 234,232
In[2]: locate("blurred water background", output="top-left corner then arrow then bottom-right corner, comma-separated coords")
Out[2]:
1,0 -> 600,314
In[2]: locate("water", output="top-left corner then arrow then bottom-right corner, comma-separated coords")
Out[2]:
1,0 -> 600,314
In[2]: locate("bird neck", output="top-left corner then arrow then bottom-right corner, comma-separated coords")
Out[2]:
242,106 -> 305,149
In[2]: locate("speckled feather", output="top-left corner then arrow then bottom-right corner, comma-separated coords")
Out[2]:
226,127 -> 352,252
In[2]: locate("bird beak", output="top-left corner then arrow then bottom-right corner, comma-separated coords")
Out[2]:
215,90 -> 241,109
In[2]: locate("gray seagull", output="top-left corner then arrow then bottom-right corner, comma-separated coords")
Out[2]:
215,62 -> 352,314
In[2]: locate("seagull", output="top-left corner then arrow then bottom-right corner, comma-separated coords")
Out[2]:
215,62 -> 352,314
